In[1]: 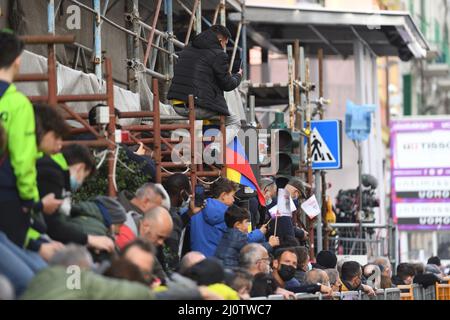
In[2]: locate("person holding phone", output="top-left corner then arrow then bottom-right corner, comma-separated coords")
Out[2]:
168,25 -> 243,145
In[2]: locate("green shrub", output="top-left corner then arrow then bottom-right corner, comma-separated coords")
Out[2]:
73,148 -> 152,202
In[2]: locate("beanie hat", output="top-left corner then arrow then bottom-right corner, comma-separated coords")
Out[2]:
94,196 -> 127,224
186,258 -> 225,286
316,250 -> 338,269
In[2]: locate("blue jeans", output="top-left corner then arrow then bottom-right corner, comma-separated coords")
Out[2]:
0,232 -> 47,298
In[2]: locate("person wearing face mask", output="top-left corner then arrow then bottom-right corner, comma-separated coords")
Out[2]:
239,243 -> 294,299
36,144 -> 115,253
267,178 -> 309,246
163,174 -> 205,263
340,261 -> 376,296
272,248 -> 333,296
257,178 -> 277,227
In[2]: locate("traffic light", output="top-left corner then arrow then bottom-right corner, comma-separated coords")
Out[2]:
267,112 -> 301,183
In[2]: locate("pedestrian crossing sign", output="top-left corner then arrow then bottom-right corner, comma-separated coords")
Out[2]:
304,120 -> 342,170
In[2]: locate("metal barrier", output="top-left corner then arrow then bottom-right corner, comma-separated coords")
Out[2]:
361,289 -> 384,301
384,288 -> 401,300
412,284 -> 424,300
340,291 -> 361,300
424,285 -> 437,300
436,284 -> 450,300
249,285 -> 450,301
295,293 -> 321,300
397,285 -> 414,300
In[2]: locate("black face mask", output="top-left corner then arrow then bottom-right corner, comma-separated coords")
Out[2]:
278,264 -> 296,282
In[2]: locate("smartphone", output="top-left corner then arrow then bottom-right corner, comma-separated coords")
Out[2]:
194,184 -> 205,207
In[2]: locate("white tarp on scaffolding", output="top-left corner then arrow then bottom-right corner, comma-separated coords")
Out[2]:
16,50 -> 247,129
16,50 -> 141,127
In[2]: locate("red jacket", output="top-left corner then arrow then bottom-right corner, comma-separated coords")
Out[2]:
115,224 -> 136,250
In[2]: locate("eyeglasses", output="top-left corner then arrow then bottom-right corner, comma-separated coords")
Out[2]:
258,257 -> 271,264
263,182 -> 275,193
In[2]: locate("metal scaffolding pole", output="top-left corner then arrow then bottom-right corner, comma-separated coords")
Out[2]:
166,0 -> 175,80
195,0 -> 202,35
228,22 -> 242,73
220,0 -> 226,27
47,0 -> 55,34
185,0 -> 200,46
241,0 -> 247,80
143,0 -> 163,67
132,0 -> 140,91
93,0 -> 103,80
287,44 -> 295,129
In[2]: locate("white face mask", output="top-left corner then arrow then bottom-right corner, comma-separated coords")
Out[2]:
180,192 -> 191,209
59,197 -> 72,216
307,263 -> 313,271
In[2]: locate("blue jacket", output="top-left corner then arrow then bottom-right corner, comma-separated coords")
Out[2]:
190,198 -> 228,257
247,229 -> 274,253
215,228 -> 247,268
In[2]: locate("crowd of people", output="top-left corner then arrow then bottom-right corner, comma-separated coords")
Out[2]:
1,28 -> 449,301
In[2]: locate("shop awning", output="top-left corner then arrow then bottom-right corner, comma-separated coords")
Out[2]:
229,5 -> 429,60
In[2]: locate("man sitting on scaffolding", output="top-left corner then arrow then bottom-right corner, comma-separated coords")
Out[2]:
168,25 -> 243,149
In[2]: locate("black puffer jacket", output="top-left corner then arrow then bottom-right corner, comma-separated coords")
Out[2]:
167,29 -> 242,115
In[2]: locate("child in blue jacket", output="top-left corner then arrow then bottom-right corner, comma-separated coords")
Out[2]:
215,205 -> 280,268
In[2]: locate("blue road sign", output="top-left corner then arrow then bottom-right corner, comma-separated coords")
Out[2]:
304,120 -> 343,170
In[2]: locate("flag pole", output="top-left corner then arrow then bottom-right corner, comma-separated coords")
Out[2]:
274,213 -> 279,237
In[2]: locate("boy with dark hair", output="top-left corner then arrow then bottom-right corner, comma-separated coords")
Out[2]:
0,32 -> 62,247
215,205 -> 279,268
189,178 -> 239,257
1,102 -> 67,249
392,263 -> 416,286
33,103 -> 68,155
36,143 -> 114,253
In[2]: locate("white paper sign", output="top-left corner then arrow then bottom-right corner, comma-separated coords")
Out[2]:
269,189 -> 297,218
301,195 -> 321,219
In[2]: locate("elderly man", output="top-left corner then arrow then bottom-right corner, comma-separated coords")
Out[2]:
179,252 -> 206,275
239,243 -> 271,276
239,243 -> 294,299
363,264 -> 381,289
305,269 -> 330,287
260,178 -> 277,208
325,269 -> 342,292
133,206 -> 174,283
118,183 -> 164,215
372,256 -> 393,279
267,177 -> 309,245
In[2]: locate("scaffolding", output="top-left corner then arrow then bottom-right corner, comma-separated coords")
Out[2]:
7,1 -> 249,191
47,0 -> 248,97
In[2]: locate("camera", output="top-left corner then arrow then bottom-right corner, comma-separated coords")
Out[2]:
335,174 -> 380,224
